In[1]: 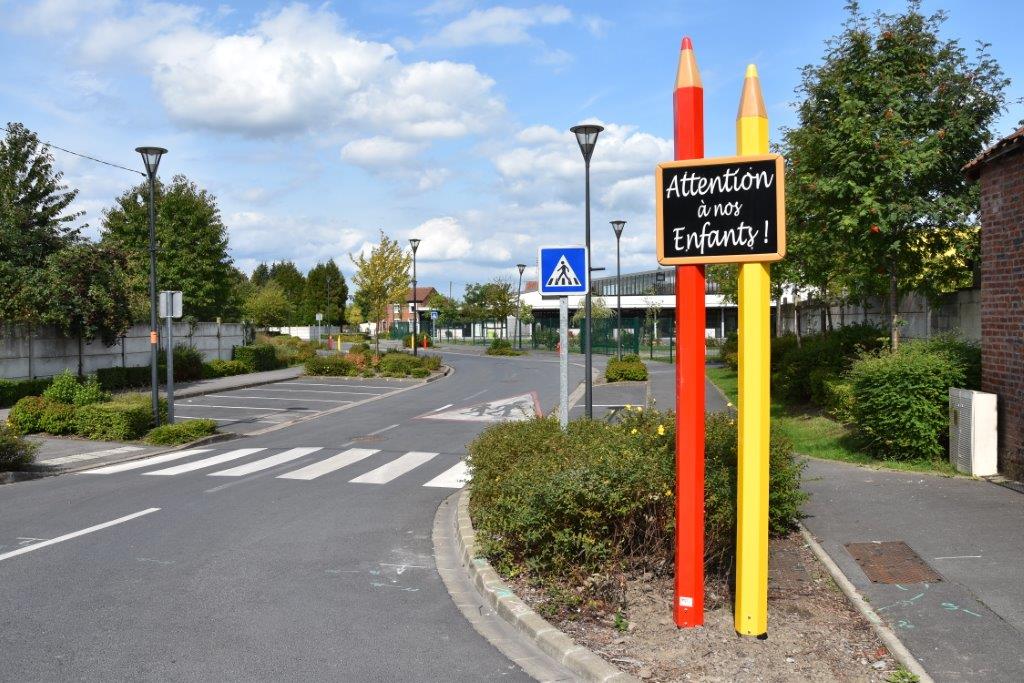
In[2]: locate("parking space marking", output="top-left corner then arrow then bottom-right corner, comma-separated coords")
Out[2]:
235,387 -> 389,396
178,404 -> 315,412
204,394 -> 354,404
0,508 -> 160,563
279,382 -> 408,390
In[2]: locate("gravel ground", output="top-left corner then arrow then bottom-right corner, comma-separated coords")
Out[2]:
511,534 -> 901,682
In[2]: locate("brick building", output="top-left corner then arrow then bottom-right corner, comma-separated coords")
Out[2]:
382,286 -> 437,331
965,126 -> 1024,479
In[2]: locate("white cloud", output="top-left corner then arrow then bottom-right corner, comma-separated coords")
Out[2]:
226,210 -> 366,272
341,137 -> 425,168
10,0 -> 119,34
602,176 -> 654,213
430,5 -> 571,47
583,16 -> 611,38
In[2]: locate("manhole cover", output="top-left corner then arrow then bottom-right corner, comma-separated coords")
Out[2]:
845,541 -> 942,584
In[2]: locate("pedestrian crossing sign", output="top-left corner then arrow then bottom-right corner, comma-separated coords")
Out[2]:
537,245 -> 588,296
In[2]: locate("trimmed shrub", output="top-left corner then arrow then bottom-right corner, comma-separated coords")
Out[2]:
233,344 -> 279,372
0,378 -> 52,408
0,422 -> 37,470
486,338 -> 523,356
73,376 -> 110,406
145,419 -> 217,445
38,401 -> 77,435
202,359 -> 249,379
722,332 -> 739,370
43,370 -> 80,404
534,328 -> 558,350
410,367 -> 430,378
849,343 -> 966,460
378,352 -> 422,376
772,324 -> 885,403
167,345 -> 204,382
349,342 -> 371,353
917,335 -> 981,390
821,376 -> 855,423
304,355 -> 356,377
97,365 -> 151,391
468,410 -> 803,610
338,332 -> 369,343
605,356 -> 648,382
421,354 -> 442,372
8,396 -> 50,434
73,398 -> 154,441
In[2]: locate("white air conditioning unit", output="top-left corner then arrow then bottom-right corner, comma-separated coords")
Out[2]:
949,388 -> 998,476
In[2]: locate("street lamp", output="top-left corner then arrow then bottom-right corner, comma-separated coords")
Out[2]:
409,238 -> 421,356
516,263 -> 526,349
136,145 -> 167,427
611,220 -> 626,359
570,124 -> 603,419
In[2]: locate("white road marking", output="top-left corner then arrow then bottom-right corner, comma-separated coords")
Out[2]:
350,451 -> 438,484
933,555 -> 983,560
40,445 -> 144,466
143,448 -> 267,476
208,447 -> 323,477
233,387 -> 385,396
430,403 -> 454,413
423,460 -> 470,489
366,423 -> 400,436
84,449 -> 213,474
277,448 -> 379,481
177,404 -> 314,412
279,382 -> 401,390
173,415 -> 278,424
205,394 -> 353,404
0,508 -> 160,563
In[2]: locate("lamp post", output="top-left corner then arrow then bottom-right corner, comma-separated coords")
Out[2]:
570,124 -> 603,419
611,220 -> 626,358
409,238 -> 421,356
136,146 -> 167,427
516,263 -> 526,349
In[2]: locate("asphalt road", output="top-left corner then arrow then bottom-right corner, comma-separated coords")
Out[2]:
0,351 -> 587,682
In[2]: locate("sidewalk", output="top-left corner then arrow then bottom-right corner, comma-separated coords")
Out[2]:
4,367 -> 301,477
801,459 -> 1024,681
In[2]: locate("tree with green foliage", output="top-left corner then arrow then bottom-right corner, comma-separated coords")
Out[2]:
222,267 -> 254,322
426,291 -> 460,328
346,303 -> 364,327
350,231 -> 411,351
43,243 -> 133,374
572,296 -> 612,326
243,281 -> 292,329
268,261 -> 306,323
251,262 -> 271,288
782,0 -> 1008,349
304,261 -> 348,328
100,175 -> 235,322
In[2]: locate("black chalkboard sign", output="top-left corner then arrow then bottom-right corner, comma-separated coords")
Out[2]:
655,154 -> 786,265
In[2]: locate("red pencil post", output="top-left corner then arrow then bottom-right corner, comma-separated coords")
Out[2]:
673,36 -> 706,628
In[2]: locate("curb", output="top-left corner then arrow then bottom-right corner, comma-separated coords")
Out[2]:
453,490 -> 637,683
798,524 -> 934,683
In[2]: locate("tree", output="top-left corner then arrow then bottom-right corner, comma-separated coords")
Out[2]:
243,282 -> 292,329
346,303 -> 364,327
350,231 -> 411,351
426,291 -> 460,328
43,243 -> 133,375
782,1 -> 1008,349
483,279 -> 516,325
222,267 -> 254,322
0,122 -> 81,268
305,261 -> 348,328
100,175 -> 235,322
251,263 -> 271,288
268,261 -> 306,323
572,296 -> 612,326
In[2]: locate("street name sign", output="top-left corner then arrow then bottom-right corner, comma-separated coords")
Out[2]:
158,291 -> 183,319
537,245 -> 588,296
655,153 -> 785,265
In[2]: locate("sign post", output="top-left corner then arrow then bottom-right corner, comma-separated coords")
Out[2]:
538,245 -> 589,429
159,291 -> 183,424
656,55 -> 785,637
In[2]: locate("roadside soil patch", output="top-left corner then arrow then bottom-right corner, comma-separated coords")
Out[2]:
508,533 -> 899,682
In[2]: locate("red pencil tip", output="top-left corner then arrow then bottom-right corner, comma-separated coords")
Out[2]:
681,36 -> 693,51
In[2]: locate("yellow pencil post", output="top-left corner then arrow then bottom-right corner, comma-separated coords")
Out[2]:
735,63 -> 771,637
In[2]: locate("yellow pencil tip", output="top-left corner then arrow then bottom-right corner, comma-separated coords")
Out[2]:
745,64 -> 759,79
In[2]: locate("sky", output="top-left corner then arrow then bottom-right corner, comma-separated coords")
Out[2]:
1,0 -> 1021,299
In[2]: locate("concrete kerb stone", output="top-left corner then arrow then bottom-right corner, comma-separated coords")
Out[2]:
453,490 -> 638,683
799,524 -> 934,683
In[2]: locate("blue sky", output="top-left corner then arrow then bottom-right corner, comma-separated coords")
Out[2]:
1,1 -> 1020,298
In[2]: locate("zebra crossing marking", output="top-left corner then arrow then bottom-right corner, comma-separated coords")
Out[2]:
143,448 -> 267,476
276,448 -> 379,481
349,451 -> 439,484
85,449 -> 213,474
422,461 -> 470,489
209,447 -> 323,477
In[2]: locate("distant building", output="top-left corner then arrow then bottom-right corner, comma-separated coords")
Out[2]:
965,125 -> 1024,479
382,286 -> 437,333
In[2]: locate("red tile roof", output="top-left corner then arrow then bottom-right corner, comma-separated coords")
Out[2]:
405,286 -> 436,303
964,126 -> 1024,179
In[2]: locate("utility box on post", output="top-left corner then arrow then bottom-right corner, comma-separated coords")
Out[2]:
949,388 -> 998,476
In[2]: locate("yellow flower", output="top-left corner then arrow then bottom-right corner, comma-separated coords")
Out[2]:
625,404 -> 633,410
631,428 -> 638,435
657,424 -> 666,436
665,490 -> 673,497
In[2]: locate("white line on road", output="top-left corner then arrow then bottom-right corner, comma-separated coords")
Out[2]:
933,555 -> 983,560
464,389 -> 488,400
231,387 -> 386,396
350,451 -> 438,484
366,423 -> 400,436
84,449 -> 213,474
177,404 -> 315,412
0,508 -> 160,562
173,415 -> 278,424
143,448 -> 267,476
208,447 -> 322,477
423,460 -> 470,489
277,448 -> 379,481
205,394 -> 353,404
40,445 -> 144,466
430,403 -> 454,413
279,382 -> 403,390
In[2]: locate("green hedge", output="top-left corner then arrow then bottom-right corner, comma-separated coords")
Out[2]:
485,338 -> 523,356
145,419 -> 217,445
605,355 -> 648,382
468,409 -> 804,610
849,342 -> 971,461
304,356 -> 357,376
38,401 -> 77,435
157,346 -> 204,382
73,395 -> 161,441
0,378 -> 52,408
0,422 -> 37,470
201,359 -> 249,379
233,345 -> 279,372
97,365 -> 152,391
772,324 -> 885,403
378,352 -> 423,376
8,396 -> 49,434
